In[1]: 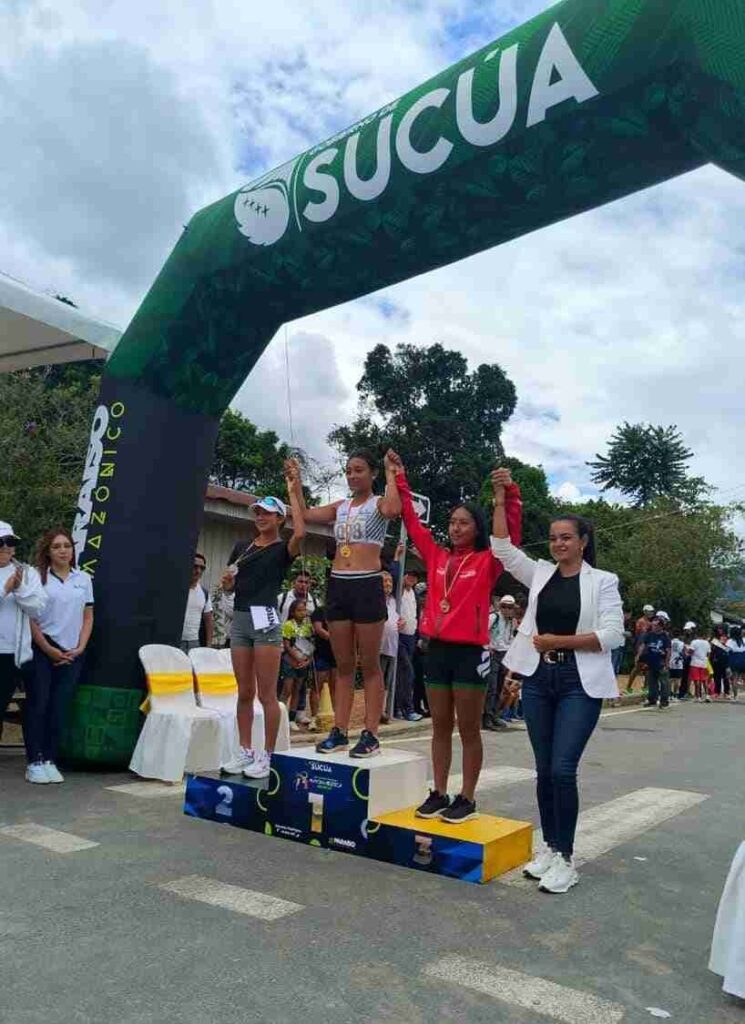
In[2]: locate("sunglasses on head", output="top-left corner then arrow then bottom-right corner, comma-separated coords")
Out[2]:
0,537 -> 18,548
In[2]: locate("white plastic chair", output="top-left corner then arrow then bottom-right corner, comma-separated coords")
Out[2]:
193,647 -> 291,754
189,646 -> 246,762
129,645 -> 223,782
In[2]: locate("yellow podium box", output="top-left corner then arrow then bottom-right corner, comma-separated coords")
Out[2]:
367,808 -> 533,884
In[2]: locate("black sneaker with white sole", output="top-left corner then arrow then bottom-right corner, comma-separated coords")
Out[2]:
349,729 -> 380,758
439,794 -> 479,823
415,790 -> 450,819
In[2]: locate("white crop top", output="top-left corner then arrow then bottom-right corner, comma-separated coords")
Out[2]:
334,496 -> 388,548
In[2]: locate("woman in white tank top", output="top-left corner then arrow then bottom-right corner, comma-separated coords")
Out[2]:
287,451 -> 401,758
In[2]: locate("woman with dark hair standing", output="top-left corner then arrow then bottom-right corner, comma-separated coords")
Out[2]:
288,450 -> 401,758
385,451 -> 522,823
27,528 -> 93,784
491,469 -> 624,893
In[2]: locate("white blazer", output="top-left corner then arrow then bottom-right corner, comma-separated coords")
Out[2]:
490,536 -> 624,699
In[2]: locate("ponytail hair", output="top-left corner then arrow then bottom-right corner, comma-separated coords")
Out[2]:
550,514 -> 596,567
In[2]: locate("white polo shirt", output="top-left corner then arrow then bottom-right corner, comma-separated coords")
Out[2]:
36,568 -> 94,651
0,564 -> 19,654
181,584 -> 213,643
400,588 -> 418,636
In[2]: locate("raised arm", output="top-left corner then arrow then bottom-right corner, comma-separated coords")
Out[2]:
284,459 -> 307,558
284,458 -> 341,525
377,452 -> 402,519
489,468 -> 536,587
385,450 -> 438,564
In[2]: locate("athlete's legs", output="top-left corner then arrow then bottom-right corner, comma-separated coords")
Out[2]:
427,686 -> 455,795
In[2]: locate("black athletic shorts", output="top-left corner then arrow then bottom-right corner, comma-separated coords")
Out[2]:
326,571 -> 386,624
425,639 -> 491,689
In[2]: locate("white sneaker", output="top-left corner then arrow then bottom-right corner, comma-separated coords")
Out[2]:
290,721 -> 300,733
539,855 -> 579,894
25,761 -> 50,784
523,844 -> 557,880
306,717 -> 317,731
221,747 -> 255,775
43,761 -> 64,783
243,751 -> 271,780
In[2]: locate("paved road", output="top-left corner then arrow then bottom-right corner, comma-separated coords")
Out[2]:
1,702 -> 744,1024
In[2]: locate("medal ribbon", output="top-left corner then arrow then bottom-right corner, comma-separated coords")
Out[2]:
441,551 -> 474,611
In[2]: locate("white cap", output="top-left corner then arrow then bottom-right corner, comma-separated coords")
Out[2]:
0,521 -> 20,541
499,594 -> 516,606
252,496 -> 287,516
684,621 -> 696,631
655,610 -> 670,622
643,604 -> 654,613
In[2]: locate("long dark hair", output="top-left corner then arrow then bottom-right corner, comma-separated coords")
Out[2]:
347,449 -> 380,494
36,527 -> 77,585
449,501 -> 490,552
549,514 -> 596,567
287,598 -> 308,622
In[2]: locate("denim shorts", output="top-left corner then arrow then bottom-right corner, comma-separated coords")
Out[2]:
230,609 -> 282,648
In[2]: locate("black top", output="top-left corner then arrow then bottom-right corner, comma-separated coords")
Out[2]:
310,606 -> 333,663
536,569 -> 581,637
228,539 -> 293,612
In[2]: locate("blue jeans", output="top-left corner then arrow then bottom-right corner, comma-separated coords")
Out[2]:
521,656 -> 602,857
611,645 -> 624,676
24,648 -> 83,763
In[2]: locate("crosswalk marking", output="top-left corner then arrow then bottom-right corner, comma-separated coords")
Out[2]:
107,781 -> 185,798
429,765 -> 536,794
501,786 -> 707,885
0,823 -> 99,853
424,956 -> 625,1024
158,875 -> 303,920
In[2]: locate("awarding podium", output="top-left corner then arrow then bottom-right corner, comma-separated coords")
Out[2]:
185,746 -> 532,884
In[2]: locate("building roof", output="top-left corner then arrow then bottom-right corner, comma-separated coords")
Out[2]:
0,271 -> 121,372
204,483 -> 334,537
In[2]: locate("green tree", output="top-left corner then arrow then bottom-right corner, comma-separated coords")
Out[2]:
329,343 -> 516,529
0,365 -> 103,558
210,409 -> 294,494
588,422 -> 694,507
563,494 -> 744,624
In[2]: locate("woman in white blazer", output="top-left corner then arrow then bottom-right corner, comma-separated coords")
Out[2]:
491,469 -> 624,894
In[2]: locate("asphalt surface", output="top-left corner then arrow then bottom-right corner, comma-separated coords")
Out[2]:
1,701 -> 744,1024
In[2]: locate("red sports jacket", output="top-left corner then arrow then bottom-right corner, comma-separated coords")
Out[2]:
397,472 -> 522,646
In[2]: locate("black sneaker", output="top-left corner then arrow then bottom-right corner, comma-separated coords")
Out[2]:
349,729 -> 380,758
416,789 -> 450,819
315,727 -> 349,754
439,794 -> 479,823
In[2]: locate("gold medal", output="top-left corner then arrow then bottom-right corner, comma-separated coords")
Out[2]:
440,599 -> 451,614
340,544 -> 352,558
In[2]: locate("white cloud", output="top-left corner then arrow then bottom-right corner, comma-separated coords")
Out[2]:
2,0 -> 745,507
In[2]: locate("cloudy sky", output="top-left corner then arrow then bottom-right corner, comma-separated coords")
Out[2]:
3,0 -> 745,506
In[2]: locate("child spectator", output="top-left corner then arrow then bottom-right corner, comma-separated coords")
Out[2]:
687,628 -> 712,703
280,599 -> 316,730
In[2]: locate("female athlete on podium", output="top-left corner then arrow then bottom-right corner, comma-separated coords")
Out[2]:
386,451 -> 522,823
287,451 -> 401,758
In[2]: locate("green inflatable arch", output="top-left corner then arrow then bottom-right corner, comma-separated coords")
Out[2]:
67,0 -> 745,763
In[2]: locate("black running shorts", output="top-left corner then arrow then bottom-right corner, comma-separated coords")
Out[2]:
425,639 -> 491,689
326,572 -> 386,624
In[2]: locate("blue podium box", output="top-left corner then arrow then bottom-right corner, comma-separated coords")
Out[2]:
184,772 -> 269,834
266,746 -> 428,853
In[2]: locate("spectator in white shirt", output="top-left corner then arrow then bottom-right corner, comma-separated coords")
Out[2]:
687,627 -> 712,703
483,593 -> 517,730
394,568 -> 422,722
0,522 -> 46,750
380,572 -> 400,721
180,552 -> 213,652
278,571 -> 317,623
27,528 -> 92,784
